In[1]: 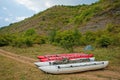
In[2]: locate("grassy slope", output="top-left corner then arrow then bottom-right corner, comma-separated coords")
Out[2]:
79,0 -> 120,32
0,0 -> 120,34
0,6 -> 79,34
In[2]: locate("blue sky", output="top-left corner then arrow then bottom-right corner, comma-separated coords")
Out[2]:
0,0 -> 98,27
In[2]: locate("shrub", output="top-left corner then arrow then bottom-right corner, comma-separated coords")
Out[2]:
34,35 -> 47,44
12,37 -> 33,48
52,29 -> 81,52
12,37 -> 25,47
74,5 -> 102,24
0,35 -> 8,46
96,35 -> 112,47
81,31 -> 96,45
72,28 -> 82,46
111,33 -> 120,46
24,37 -> 33,47
48,29 -> 57,43
24,28 -> 36,36
0,34 -> 15,46
106,23 -> 114,32
106,23 -> 120,33
58,30 -> 75,52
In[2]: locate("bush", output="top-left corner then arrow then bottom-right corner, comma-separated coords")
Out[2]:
24,37 -> 33,47
81,31 -> 96,45
24,28 -> 36,36
52,29 -> 81,52
74,5 -> 102,24
106,23 -> 114,32
48,29 -> 57,44
0,34 -> 15,46
59,30 -> 75,52
0,29 -> 47,47
12,37 -> 25,47
34,35 -> 47,44
106,23 -> 120,33
72,28 -> 82,46
111,33 -> 120,46
0,35 -> 8,46
96,35 -> 112,47
12,37 -> 33,48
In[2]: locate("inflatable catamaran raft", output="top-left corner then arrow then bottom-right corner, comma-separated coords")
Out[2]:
39,61 -> 108,74
34,53 -> 108,74
34,57 -> 95,67
37,53 -> 93,62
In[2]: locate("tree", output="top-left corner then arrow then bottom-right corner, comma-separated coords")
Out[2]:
72,28 -> 81,46
81,31 -> 96,45
48,29 -> 57,43
24,28 -> 36,36
54,29 -> 81,52
0,34 -> 15,46
59,30 -> 74,52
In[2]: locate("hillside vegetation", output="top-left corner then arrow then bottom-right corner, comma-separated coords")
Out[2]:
0,0 -> 120,52
0,0 -> 120,34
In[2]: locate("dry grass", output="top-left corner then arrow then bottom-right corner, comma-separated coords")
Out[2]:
0,44 -> 120,80
1,44 -> 120,69
0,55 -> 41,80
0,44 -> 66,59
0,55 -> 93,80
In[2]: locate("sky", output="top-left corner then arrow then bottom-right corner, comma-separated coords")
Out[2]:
0,0 -> 98,27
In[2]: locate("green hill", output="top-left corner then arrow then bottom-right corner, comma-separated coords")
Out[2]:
0,6 -> 80,34
0,0 -> 120,50
0,0 -> 120,34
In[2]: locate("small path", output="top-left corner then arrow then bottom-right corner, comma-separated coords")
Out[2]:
0,49 -> 38,66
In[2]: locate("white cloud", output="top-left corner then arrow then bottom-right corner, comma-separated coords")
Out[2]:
4,16 -> 27,23
15,0 -> 41,13
3,7 -> 7,10
45,2 -> 52,8
4,18 -> 11,22
14,0 -> 54,13
15,16 -> 27,21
